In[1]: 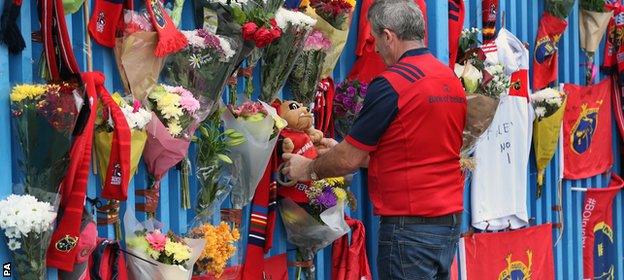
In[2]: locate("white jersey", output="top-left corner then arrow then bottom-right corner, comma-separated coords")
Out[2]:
471,29 -> 533,231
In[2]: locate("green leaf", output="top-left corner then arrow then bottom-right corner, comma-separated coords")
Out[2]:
217,153 -> 233,164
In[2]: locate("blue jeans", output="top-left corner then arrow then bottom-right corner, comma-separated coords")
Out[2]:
377,221 -> 460,280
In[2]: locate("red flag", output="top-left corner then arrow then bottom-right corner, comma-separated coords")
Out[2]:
582,174 -> 623,280
562,79 -> 613,180
348,0 -> 427,83
533,12 -> 568,90
459,224 -> 555,280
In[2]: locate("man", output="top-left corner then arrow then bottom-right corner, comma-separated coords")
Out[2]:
282,0 -> 467,278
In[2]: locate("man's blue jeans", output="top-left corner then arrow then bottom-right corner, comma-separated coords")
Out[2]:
377,219 -> 461,279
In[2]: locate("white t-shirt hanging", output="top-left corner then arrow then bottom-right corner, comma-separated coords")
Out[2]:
471,30 -> 533,231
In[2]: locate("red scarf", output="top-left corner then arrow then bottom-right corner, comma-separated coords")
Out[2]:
47,72 -> 131,271
482,0 -> 499,44
144,0 -> 187,57
40,0 -> 81,81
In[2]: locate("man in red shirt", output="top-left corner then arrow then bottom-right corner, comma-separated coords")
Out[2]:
283,0 -> 467,278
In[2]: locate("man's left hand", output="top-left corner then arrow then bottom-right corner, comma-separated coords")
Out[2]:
282,153 -> 313,181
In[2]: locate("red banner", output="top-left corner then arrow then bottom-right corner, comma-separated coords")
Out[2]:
582,174 -> 623,280
533,12 -> 568,90
459,224 -> 555,280
563,79 -> 613,179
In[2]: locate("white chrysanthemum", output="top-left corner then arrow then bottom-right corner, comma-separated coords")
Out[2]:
7,239 -> 21,251
217,36 -> 236,62
534,107 -> 546,118
213,0 -> 248,7
275,8 -> 316,29
0,194 -> 56,236
183,31 -> 206,49
531,87 -> 561,103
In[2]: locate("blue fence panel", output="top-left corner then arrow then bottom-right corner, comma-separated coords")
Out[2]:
2,0 -> 624,279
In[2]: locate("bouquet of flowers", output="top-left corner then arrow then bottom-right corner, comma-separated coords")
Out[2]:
531,87 -> 567,195
261,7 -> 317,101
580,0 -> 613,84
193,112 -> 246,218
93,93 -> 151,237
287,30 -> 331,105
0,194 -> 56,280
223,101 -> 286,208
162,28 -> 241,119
234,5 -> 283,99
546,0 -> 576,19
333,79 -> 367,137
124,208 -> 205,280
10,83 -> 82,204
140,85 -> 201,214
454,46 -> 505,158
95,93 -> 152,189
300,0 -> 355,77
114,10 -> 163,101
279,177 -> 352,280
188,222 -> 241,278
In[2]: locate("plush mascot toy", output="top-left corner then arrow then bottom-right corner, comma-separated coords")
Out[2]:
272,99 -> 323,203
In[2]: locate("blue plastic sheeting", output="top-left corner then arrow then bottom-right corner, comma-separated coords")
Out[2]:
1,1 -> 624,279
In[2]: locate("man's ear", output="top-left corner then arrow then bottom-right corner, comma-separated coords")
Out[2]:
382,29 -> 393,42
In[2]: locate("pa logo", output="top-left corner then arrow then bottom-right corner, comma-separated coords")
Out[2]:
2,263 -> 10,277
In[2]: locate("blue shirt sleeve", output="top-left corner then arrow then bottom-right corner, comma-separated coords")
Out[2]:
346,77 -> 399,151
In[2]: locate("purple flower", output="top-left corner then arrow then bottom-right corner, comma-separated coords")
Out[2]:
346,86 -> 356,97
316,189 -> 337,208
360,84 -> 368,96
342,97 -> 354,110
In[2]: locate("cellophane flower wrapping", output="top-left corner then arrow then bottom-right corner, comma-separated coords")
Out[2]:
114,10 -> 163,101
300,0 -> 355,77
332,79 -> 367,138
531,86 -> 567,190
94,93 -> 151,188
143,85 -> 201,191
162,28 -> 242,119
0,194 -> 57,280
187,220 -> 242,279
10,83 -> 82,205
260,8 -> 316,102
222,101 -> 286,209
278,197 -> 349,260
193,111 -> 246,218
124,207 -> 205,280
287,30 -> 330,105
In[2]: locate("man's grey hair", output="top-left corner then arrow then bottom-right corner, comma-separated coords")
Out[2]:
367,0 -> 425,41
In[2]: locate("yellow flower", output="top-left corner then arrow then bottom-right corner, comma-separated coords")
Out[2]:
333,187 -> 347,202
10,84 -> 47,102
160,103 -> 184,120
345,0 -> 356,9
325,177 -> 345,187
111,92 -> 127,107
164,241 -> 191,263
191,222 -> 240,277
147,247 -> 161,260
126,236 -> 150,252
167,121 -> 183,136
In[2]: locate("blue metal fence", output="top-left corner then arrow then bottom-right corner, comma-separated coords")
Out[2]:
1,0 -> 624,279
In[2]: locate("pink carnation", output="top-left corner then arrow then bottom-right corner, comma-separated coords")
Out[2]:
145,230 -> 167,251
165,85 -> 200,113
236,101 -> 267,117
304,30 -> 331,51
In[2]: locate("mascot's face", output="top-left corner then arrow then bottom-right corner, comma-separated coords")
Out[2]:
279,101 -> 313,131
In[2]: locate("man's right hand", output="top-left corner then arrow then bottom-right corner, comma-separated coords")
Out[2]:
317,138 -> 339,155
